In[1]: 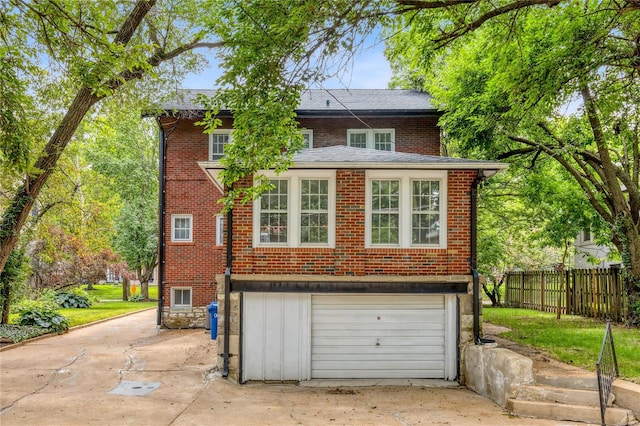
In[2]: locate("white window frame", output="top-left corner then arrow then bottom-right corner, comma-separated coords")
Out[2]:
171,287 -> 192,308
365,170 -> 447,248
216,215 -> 224,246
209,130 -> 232,161
301,129 -> 313,149
347,129 -> 395,151
253,170 -> 336,248
171,214 -> 193,243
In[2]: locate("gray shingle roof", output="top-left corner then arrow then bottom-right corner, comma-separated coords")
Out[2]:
289,146 -> 506,170
159,89 -> 437,114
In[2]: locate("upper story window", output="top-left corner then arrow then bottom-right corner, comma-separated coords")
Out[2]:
171,214 -> 193,243
209,130 -> 232,160
365,170 -> 447,248
347,129 -> 395,151
253,171 -> 336,248
301,129 -> 313,149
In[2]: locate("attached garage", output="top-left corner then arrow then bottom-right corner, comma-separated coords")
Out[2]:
241,292 -> 458,382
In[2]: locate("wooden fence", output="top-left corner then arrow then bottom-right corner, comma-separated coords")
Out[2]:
504,268 -> 628,322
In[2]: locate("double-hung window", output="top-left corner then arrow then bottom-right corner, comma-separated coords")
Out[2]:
171,214 -> 193,243
254,171 -> 335,247
366,171 -> 446,248
209,130 -> 232,160
347,129 -> 395,151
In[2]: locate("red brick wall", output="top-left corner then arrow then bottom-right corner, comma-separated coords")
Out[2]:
231,170 -> 474,276
298,117 -> 440,155
161,118 -> 227,307
161,116 -> 470,310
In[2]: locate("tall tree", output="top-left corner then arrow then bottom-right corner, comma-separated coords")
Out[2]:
0,0 -> 220,275
387,1 -> 640,324
87,106 -> 159,299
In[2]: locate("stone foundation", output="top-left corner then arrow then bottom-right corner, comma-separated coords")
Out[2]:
162,306 -> 207,329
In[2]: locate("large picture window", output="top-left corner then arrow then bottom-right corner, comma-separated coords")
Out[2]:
254,171 -> 335,247
366,171 -> 447,248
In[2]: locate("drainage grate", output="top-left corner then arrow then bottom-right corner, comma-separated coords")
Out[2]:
109,381 -> 161,396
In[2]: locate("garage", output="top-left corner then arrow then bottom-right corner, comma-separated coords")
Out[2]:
242,292 -> 457,382
312,294 -> 456,379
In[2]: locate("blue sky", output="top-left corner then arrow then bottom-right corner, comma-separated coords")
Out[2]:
182,34 -> 393,90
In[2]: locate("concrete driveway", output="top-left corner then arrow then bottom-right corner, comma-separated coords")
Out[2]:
1,309 -> 566,425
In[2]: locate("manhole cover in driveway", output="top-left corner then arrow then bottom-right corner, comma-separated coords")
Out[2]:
109,381 -> 161,396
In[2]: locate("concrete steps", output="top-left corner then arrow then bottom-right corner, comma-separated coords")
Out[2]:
507,399 -> 636,425
507,372 -> 637,425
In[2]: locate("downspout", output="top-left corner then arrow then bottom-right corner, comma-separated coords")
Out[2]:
156,118 -> 166,326
222,186 -> 233,377
470,169 -> 484,344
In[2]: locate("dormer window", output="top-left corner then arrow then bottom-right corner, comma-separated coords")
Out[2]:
347,129 -> 395,151
209,130 -> 232,160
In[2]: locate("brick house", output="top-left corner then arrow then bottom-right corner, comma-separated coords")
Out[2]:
155,89 -> 506,383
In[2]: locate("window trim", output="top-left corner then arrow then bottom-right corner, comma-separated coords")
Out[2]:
253,170 -> 336,248
365,170 -> 447,248
171,287 -> 192,308
171,214 -> 193,243
209,129 -> 233,161
301,129 -> 313,149
347,129 -> 395,151
215,215 -> 224,246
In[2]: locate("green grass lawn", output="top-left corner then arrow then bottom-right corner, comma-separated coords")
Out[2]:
59,301 -> 156,327
483,307 -> 640,383
83,283 -> 158,300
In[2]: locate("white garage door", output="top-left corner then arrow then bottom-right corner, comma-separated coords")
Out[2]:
311,294 -> 456,379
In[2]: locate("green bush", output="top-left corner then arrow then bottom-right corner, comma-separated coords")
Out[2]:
128,294 -> 144,302
17,301 -> 69,333
13,298 -> 58,314
55,290 -> 92,308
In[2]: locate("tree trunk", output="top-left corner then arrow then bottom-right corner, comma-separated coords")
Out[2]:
1,281 -> 10,325
617,219 -> 640,326
122,276 -> 130,301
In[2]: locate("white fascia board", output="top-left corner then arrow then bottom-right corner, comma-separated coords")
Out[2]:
198,160 -> 508,185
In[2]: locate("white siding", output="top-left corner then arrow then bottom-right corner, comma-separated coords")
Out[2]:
311,294 -> 453,379
242,293 -> 311,381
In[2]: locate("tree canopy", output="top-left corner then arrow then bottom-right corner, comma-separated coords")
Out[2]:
0,0 -> 218,275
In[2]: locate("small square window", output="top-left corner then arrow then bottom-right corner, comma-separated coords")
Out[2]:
172,287 -> 192,308
171,214 -> 192,242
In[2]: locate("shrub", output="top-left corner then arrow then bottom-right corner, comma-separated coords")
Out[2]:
128,294 -> 145,302
55,290 -> 91,308
17,301 -> 69,333
13,298 -> 58,314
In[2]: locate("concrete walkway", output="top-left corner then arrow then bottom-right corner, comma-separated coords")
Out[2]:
1,310 -> 572,425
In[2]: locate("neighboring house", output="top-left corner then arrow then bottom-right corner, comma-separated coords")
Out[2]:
155,89 -> 506,383
574,229 -> 618,269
